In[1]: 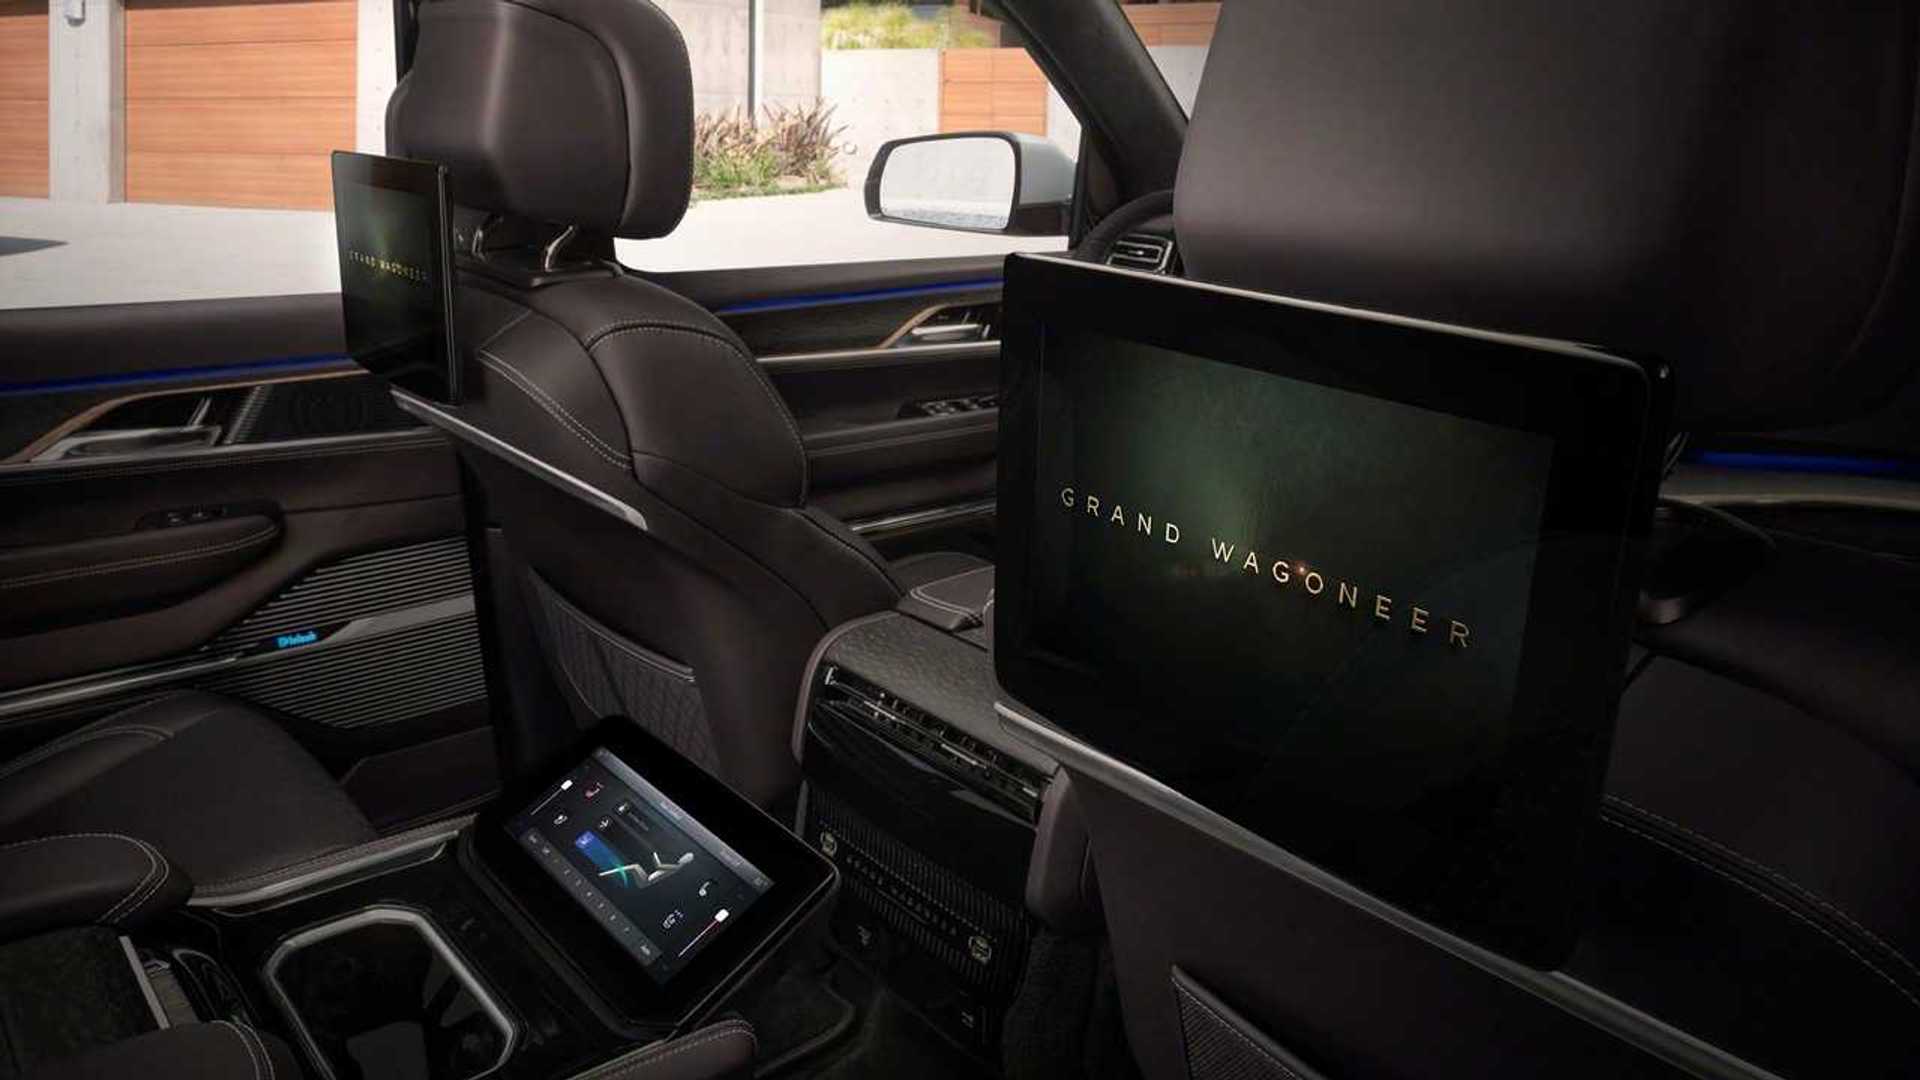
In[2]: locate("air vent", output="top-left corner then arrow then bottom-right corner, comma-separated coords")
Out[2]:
816,667 -> 1049,822
1107,232 -> 1175,274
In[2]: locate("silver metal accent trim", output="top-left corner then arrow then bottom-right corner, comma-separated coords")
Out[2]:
190,823 -> 465,909
34,423 -> 223,462
119,935 -> 171,1030
0,428 -> 444,480
264,906 -> 517,1080
1105,232 -> 1175,274
0,654 -> 244,722
906,322 -> 986,342
993,699 -> 1784,1080
0,595 -> 474,721
543,224 -> 579,271
848,498 -> 997,537
1662,466 -> 1920,515
2,365 -> 362,465
758,339 -> 999,373
393,391 -> 651,532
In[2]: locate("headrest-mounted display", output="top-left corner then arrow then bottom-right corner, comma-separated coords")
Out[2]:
387,0 -> 694,241
1174,1 -> 1920,430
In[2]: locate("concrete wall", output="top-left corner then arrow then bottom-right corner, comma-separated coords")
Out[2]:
658,0 -> 820,116
48,0 -> 123,203
761,0 -> 822,110
821,48 -> 939,183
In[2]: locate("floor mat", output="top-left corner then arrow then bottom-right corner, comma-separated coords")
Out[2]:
733,961 -> 858,1077
799,958 -> 994,1080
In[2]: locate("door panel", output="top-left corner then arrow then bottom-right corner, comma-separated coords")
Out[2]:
0,298 -> 493,828
653,257 -> 1008,553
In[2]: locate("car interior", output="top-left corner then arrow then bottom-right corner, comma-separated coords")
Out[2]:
2,2 -> 1919,1079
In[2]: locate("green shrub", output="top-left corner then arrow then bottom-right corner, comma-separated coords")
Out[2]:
693,104 -> 852,199
822,3 -> 994,49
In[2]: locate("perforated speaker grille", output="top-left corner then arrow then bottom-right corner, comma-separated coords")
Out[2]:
207,538 -> 474,650
805,785 -> 1031,999
198,538 -> 485,729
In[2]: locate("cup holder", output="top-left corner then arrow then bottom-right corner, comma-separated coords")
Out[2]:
264,906 -> 516,1080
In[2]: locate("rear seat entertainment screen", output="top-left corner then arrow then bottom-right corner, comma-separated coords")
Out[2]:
994,255 -> 1667,966
331,151 -> 460,404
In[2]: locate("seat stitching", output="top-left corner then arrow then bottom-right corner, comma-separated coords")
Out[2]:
907,585 -> 978,620
0,728 -> 169,784
215,1021 -> 265,1080
1604,795 -> 1920,986
194,839 -> 360,889
101,841 -> 166,924
1603,815 -> 1920,1014
238,1023 -> 278,1080
797,509 -> 900,601
0,526 -> 278,590
475,307 -> 533,352
534,576 -> 696,683
568,1020 -> 757,1079
193,817 -> 469,890
0,831 -> 157,855
583,317 -> 736,349
476,349 -> 629,468
591,326 -> 809,501
117,841 -> 175,923
0,833 -> 166,923
908,565 -> 995,617
1173,980 -> 1305,1080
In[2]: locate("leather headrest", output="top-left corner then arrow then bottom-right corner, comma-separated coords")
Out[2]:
388,0 -> 693,240
1174,2 -> 1920,431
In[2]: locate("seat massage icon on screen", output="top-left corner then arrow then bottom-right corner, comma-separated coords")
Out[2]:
576,826 -> 694,890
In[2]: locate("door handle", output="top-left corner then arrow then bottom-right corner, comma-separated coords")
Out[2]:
905,322 -> 987,345
32,424 -> 223,462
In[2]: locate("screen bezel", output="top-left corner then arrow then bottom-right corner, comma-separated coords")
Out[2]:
471,721 -> 836,1030
993,253 -> 1668,967
329,150 -> 462,404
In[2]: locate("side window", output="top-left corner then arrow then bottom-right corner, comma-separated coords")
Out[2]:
616,1 -> 1074,271
0,0 -> 382,310
0,0 -> 1142,310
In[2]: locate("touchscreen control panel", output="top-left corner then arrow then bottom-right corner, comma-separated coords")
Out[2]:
507,750 -> 772,985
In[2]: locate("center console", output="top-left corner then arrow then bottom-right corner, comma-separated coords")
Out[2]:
793,564 -> 1098,1059
117,724 -> 835,1080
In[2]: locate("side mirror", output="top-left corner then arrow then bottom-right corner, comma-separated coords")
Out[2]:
864,132 -> 1074,236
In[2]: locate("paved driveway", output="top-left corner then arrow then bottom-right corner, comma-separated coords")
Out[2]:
0,187 -> 1060,310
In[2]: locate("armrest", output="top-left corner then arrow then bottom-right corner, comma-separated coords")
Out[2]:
0,514 -> 280,635
895,562 -> 994,632
28,1021 -> 301,1080
0,833 -> 190,942
566,1020 -> 758,1080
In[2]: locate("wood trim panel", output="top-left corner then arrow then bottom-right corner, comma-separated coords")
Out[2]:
126,149 -> 335,209
1121,2 -> 1221,47
0,0 -> 48,197
125,0 -> 354,208
126,0 -> 355,46
127,39 -> 356,100
128,98 -> 353,156
939,47 -> 1046,137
